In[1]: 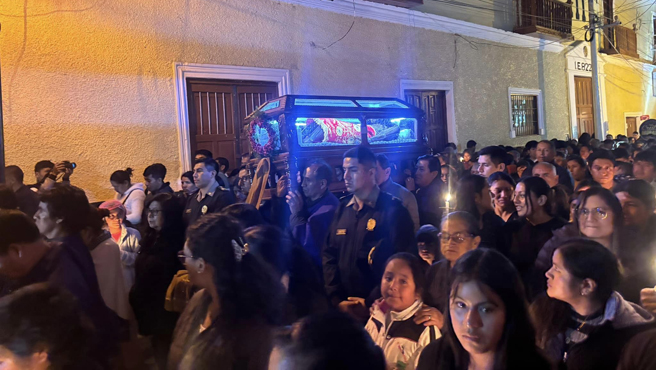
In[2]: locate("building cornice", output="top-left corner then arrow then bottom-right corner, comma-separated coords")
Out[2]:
277,0 -> 565,53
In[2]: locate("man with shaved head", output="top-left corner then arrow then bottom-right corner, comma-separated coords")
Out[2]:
536,140 -> 574,191
532,162 -> 559,188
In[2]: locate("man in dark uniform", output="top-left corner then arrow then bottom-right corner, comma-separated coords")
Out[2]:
183,158 -> 235,227
323,146 -> 415,318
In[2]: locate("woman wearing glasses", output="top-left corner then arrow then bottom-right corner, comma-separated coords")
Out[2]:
502,177 -> 567,300
129,193 -> 185,370
423,212 -> 482,329
537,187 -> 623,287
99,199 -> 141,290
168,214 -> 284,370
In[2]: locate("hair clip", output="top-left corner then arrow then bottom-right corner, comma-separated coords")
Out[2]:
232,238 -> 249,262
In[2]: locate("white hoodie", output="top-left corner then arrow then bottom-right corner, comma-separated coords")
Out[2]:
115,182 -> 146,226
365,299 -> 441,370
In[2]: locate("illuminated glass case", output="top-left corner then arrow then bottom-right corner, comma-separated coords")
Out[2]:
255,95 -> 424,151
246,95 -> 428,192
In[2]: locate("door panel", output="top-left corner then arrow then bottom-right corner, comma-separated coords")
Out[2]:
187,80 -> 278,171
404,90 -> 448,152
626,117 -> 637,137
575,77 -> 595,136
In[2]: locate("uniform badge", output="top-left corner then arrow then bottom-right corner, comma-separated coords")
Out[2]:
366,218 -> 376,231
201,205 -> 208,214
336,229 -> 347,236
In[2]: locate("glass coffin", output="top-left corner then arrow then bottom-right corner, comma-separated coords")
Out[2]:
296,117 -> 375,147
367,118 -> 418,145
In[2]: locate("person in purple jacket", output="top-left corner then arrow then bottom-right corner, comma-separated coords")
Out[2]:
286,160 -> 340,269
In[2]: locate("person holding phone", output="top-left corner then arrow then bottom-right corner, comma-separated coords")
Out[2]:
285,159 -> 339,270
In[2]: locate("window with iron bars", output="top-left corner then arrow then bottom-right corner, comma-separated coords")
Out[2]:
510,94 -> 539,137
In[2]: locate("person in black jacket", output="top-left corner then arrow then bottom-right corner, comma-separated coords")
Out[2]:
183,157 -> 235,227
414,155 -> 444,227
503,177 -> 567,300
532,238 -> 654,370
417,249 -> 552,370
455,174 -> 505,252
129,193 -> 184,370
3,165 -> 39,217
323,146 -> 415,319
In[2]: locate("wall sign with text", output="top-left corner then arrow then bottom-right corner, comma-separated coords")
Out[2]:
575,61 -> 592,72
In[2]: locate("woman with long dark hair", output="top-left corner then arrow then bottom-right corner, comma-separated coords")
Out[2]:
532,238 -> 654,370
487,172 -> 517,223
168,214 -> 285,370
503,177 -> 567,299
244,224 -> 328,325
129,193 -> 185,370
455,175 -> 503,251
416,248 -> 551,370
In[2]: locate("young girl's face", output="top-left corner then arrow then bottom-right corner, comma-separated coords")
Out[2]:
450,281 -> 506,356
381,259 -> 420,312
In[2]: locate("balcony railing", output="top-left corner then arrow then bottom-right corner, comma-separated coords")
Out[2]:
601,26 -> 639,59
515,0 -> 573,38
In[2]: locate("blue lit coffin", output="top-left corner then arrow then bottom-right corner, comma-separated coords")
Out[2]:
245,95 -> 428,193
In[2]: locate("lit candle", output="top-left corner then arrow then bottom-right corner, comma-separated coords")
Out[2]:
445,193 -> 452,214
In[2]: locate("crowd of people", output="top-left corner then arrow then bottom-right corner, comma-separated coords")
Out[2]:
1,131 -> 656,369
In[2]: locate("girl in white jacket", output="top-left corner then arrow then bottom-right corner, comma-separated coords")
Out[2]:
365,253 -> 441,370
100,200 -> 141,290
110,168 -> 146,226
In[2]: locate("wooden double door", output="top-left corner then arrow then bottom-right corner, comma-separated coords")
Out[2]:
187,79 -> 278,170
575,76 -> 595,137
404,90 -> 448,152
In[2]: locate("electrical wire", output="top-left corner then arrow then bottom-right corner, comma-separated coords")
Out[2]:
318,0 -> 356,50
602,31 -> 654,81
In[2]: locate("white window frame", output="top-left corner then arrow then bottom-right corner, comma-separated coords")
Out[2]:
507,87 -> 545,138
